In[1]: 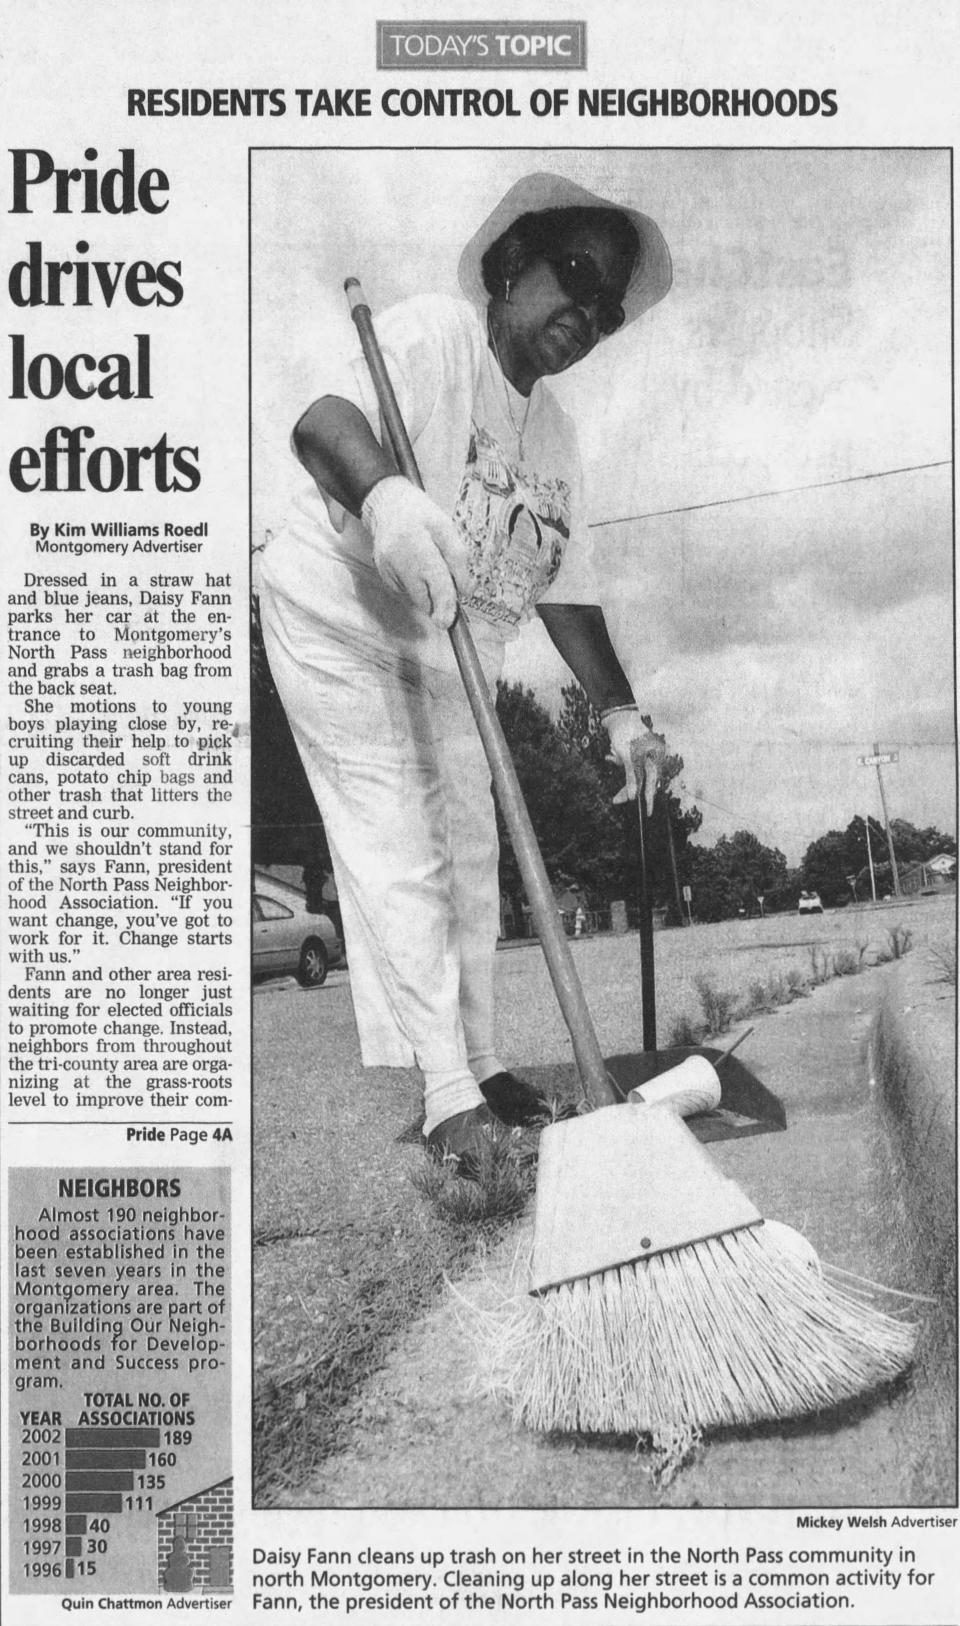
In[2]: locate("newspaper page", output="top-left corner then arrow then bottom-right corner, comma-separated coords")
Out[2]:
2,2 -> 957,1623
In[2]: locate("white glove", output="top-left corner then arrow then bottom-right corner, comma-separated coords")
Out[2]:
361,476 -> 470,629
603,706 -> 668,815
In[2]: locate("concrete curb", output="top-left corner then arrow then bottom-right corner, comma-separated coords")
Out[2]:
870,952 -> 956,1301
869,948 -> 956,1505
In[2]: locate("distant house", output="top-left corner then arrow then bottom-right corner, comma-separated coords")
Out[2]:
899,854 -> 956,896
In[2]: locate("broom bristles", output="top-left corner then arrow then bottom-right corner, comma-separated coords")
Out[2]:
474,1221 -> 918,1446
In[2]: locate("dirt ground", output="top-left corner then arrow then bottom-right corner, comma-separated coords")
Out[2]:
253,895 -> 955,1509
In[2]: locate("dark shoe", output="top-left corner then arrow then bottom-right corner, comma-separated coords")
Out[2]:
478,1070 -> 568,1128
426,1105 -> 498,1181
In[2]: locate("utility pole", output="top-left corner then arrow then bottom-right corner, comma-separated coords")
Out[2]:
857,745 -> 901,898
863,813 -> 878,905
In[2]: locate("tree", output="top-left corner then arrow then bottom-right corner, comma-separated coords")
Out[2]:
712,830 -> 788,910
684,830 -> 788,921
495,680 -> 623,922
685,845 -> 740,923
801,830 -> 852,907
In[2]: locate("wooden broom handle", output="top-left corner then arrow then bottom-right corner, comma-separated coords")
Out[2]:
345,279 -> 618,1108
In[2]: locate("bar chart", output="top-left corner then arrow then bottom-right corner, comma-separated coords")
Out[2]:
9,1167 -> 232,1596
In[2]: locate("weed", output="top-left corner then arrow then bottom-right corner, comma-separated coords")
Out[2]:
833,943 -> 867,977
808,944 -> 834,985
693,973 -> 737,1035
410,1130 -> 534,1226
785,967 -> 810,998
927,941 -> 957,984
767,971 -> 802,1006
746,977 -> 777,1014
667,1012 -> 704,1047
886,924 -> 914,960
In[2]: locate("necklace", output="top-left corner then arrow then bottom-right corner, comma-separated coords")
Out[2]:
488,315 -> 532,459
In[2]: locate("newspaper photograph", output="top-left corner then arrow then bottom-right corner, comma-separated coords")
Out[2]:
2,2 -> 957,1623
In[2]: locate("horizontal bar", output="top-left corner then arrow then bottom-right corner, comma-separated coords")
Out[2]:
64,1494 -> 123,1513
65,1429 -> 160,1449
66,1471 -> 134,1493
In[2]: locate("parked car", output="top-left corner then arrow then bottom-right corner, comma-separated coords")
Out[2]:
253,878 -> 344,986
797,890 -> 824,915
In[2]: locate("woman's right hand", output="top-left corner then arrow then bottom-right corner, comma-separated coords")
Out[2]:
361,476 -> 470,628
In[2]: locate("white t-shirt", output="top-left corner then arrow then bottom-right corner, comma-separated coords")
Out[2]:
260,294 -> 598,669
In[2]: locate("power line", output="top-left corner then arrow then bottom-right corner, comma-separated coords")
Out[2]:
589,458 -> 951,530
679,784 -> 812,849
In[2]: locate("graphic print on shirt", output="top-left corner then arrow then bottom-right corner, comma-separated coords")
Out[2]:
454,425 -> 571,628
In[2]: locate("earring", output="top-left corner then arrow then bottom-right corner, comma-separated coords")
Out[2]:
504,279 -> 511,303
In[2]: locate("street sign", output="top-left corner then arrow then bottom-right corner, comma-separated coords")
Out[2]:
682,885 -> 692,901
858,752 -> 899,766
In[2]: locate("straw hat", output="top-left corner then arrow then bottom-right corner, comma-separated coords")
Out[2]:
457,171 -> 672,327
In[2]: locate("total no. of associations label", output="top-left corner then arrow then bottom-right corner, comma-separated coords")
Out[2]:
8,1165 -> 232,1597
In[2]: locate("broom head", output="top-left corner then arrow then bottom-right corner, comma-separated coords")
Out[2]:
530,1101 -> 761,1294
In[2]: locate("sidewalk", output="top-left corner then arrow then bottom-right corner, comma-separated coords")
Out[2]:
271,958 -> 955,1508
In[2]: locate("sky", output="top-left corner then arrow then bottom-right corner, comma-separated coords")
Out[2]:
252,148 -> 954,865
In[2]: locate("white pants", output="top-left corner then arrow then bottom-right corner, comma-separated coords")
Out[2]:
258,566 -> 503,1074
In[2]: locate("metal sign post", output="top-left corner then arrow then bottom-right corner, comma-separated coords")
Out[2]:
857,746 -> 901,897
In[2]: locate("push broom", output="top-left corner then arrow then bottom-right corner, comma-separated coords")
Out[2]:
345,279 -> 917,1465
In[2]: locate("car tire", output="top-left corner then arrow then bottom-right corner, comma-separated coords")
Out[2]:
297,937 -> 329,988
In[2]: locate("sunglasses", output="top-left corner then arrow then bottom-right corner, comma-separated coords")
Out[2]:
543,251 -> 626,335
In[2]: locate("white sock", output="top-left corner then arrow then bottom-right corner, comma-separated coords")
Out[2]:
422,1067 -> 485,1138
468,1053 -> 506,1087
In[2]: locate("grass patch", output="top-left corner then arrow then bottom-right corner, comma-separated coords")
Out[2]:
254,1132 -> 536,1504
254,1206 -> 457,1502
691,931 -> 885,1040
411,1130 -> 535,1224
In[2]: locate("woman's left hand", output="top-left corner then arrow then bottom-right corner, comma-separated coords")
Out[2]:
603,707 -> 668,814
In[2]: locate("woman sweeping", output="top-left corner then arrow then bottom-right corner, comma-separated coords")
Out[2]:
258,172 -> 673,1178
